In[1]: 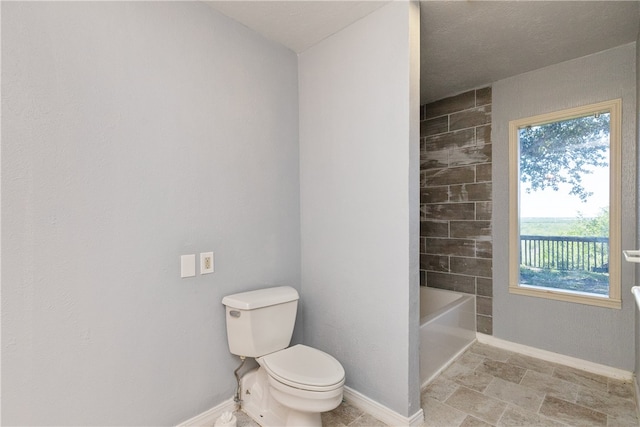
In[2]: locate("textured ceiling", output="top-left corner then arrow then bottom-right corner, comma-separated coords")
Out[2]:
208,1 -> 640,104
421,1 -> 640,103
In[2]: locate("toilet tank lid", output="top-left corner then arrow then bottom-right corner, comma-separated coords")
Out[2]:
222,286 -> 299,310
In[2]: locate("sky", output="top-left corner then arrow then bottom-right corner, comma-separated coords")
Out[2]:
520,166 -> 609,218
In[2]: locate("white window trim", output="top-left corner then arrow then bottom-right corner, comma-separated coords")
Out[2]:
508,99 -> 622,309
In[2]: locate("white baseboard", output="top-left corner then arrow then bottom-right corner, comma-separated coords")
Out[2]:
477,333 -> 633,381
177,398 -> 236,427
343,386 -> 424,427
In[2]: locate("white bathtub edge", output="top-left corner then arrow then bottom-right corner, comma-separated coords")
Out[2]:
421,339 -> 476,390
420,287 -> 474,323
343,386 -> 424,427
477,333 -> 633,381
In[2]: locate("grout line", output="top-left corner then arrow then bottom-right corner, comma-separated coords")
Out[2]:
532,380 -> 546,415
494,403 -> 509,427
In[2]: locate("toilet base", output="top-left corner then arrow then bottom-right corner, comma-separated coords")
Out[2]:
239,367 -> 339,427
240,368 -> 288,427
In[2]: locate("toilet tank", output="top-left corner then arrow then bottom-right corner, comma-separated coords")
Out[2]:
221,286 -> 299,358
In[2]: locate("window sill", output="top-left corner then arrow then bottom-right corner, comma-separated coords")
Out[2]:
509,284 -> 622,309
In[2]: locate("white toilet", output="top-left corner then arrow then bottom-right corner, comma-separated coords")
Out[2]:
222,286 -> 345,427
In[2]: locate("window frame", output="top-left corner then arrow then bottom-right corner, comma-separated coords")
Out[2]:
508,99 -> 622,309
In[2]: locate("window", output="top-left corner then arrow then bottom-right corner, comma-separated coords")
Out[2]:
508,99 -> 621,308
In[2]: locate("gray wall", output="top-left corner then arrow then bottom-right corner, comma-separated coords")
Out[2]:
493,43 -> 637,370
1,2 -> 300,425
299,1 -> 421,418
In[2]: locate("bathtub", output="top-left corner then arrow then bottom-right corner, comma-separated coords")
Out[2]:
420,287 -> 476,388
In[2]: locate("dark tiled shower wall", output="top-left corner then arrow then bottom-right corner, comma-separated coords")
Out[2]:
420,87 -> 493,334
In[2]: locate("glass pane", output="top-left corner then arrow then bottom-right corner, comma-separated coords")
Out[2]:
518,112 -> 610,296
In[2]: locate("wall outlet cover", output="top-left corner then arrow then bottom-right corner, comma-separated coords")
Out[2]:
200,252 -> 214,274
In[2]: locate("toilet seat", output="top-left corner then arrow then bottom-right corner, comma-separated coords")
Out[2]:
259,344 -> 345,392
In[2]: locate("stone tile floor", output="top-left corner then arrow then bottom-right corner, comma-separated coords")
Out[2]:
234,342 -> 639,426
422,342 -> 639,427
234,401 -> 386,427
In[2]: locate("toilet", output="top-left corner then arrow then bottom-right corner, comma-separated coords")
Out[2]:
222,286 -> 345,427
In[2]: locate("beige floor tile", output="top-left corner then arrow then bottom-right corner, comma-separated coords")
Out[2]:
484,377 -> 545,412
444,362 -> 494,393
539,395 -> 607,426
497,405 -> 565,427
607,378 -> 636,400
475,359 -> 526,384
321,418 -> 348,427
457,351 -> 486,370
520,370 -> 579,403
422,376 -> 459,402
348,413 -> 387,426
443,361 -> 474,378
607,412 -> 640,427
421,344 -> 639,427
235,410 -> 260,427
422,396 -> 467,427
445,386 -> 507,425
460,415 -> 494,427
553,365 -> 609,392
576,386 -> 638,420
322,401 -> 364,426
469,343 -> 513,362
505,353 -> 556,376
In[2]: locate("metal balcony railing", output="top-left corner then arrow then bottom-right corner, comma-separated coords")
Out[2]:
520,235 -> 609,273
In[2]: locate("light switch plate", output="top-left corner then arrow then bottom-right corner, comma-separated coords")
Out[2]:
181,254 -> 196,278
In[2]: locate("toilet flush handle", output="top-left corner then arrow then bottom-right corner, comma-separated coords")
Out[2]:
229,310 -> 241,318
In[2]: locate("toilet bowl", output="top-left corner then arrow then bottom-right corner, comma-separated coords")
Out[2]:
222,287 -> 346,427
262,345 -> 345,423
243,345 -> 345,426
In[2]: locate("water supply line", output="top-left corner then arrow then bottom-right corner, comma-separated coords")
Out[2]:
233,356 -> 246,410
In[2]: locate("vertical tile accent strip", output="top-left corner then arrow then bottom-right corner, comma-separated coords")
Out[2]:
420,87 -> 493,334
